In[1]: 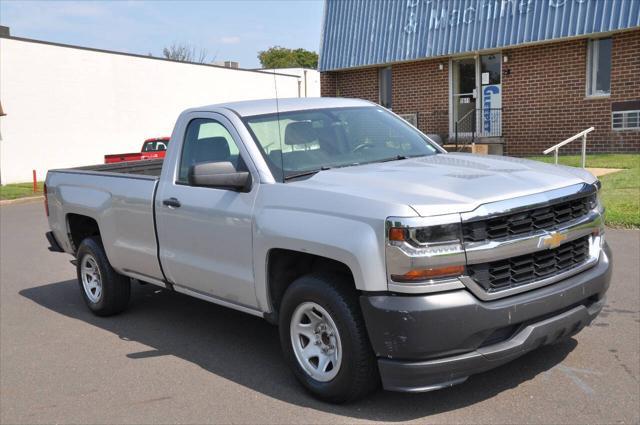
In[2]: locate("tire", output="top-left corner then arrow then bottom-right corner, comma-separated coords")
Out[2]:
76,236 -> 130,316
279,273 -> 379,403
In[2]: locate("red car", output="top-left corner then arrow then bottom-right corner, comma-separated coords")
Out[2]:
104,137 -> 170,163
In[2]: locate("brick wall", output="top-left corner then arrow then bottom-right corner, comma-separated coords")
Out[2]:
392,60 -> 449,137
322,67 -> 379,102
503,29 -> 640,156
320,73 -> 337,98
321,29 -> 640,155
321,59 -> 449,137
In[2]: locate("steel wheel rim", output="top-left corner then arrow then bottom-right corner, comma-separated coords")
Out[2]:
80,254 -> 102,303
290,302 -> 342,382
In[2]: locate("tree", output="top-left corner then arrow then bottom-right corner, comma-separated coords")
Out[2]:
258,46 -> 318,69
162,42 -> 208,63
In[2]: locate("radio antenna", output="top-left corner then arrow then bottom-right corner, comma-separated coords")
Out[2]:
272,70 -> 285,181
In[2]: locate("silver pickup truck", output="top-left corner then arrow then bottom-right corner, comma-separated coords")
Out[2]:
45,98 -> 611,402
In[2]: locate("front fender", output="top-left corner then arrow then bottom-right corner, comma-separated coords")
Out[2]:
253,207 -> 387,312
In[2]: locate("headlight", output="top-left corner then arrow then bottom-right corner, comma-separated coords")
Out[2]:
391,223 -> 462,247
589,180 -> 604,213
590,180 -> 605,241
409,223 -> 462,246
386,216 -> 466,292
593,179 -> 602,191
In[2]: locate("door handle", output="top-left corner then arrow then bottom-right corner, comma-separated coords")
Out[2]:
162,197 -> 181,208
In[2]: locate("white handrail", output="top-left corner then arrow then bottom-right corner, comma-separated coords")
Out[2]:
542,127 -> 594,168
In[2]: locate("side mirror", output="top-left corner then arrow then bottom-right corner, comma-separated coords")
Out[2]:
188,161 -> 251,191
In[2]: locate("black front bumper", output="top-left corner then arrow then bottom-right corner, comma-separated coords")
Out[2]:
360,245 -> 612,392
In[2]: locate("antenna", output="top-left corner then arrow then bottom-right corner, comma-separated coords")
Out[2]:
272,70 -> 285,181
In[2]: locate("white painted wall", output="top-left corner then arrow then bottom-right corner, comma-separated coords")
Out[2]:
0,38 -> 310,184
260,68 -> 321,98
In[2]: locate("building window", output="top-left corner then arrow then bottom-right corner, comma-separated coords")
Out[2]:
379,66 -> 392,109
480,54 -> 501,85
612,111 -> 640,130
587,38 -> 612,96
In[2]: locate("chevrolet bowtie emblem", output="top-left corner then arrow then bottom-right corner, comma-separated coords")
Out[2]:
540,232 -> 567,249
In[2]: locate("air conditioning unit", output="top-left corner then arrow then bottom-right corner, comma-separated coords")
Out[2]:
398,113 -> 418,128
612,110 -> 640,130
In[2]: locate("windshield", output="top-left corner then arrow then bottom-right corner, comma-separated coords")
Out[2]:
243,106 -> 439,181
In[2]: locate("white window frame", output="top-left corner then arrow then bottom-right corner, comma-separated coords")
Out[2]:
586,38 -> 612,98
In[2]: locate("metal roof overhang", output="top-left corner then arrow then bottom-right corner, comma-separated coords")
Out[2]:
319,0 -> 640,72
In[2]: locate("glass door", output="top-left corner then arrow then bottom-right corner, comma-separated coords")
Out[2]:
452,58 -> 477,138
479,54 -> 502,137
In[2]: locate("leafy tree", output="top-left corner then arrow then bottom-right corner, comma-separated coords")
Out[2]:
162,42 -> 208,63
258,46 -> 318,69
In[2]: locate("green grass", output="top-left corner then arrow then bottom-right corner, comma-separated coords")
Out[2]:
526,153 -> 639,169
527,154 -> 640,228
0,182 -> 44,200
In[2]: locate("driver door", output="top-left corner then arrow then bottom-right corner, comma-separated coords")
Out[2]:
155,112 -> 259,309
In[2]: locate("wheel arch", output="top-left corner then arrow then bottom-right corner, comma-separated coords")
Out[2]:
66,213 -> 101,254
265,248 -> 356,321
253,208 -> 388,317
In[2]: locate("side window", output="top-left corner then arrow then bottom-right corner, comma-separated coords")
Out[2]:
587,38 -> 612,96
378,66 -> 392,109
178,118 -> 246,183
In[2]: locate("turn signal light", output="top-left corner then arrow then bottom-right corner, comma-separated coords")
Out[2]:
388,227 -> 406,241
391,265 -> 465,282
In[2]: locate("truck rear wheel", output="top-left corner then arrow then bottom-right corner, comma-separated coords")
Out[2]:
279,273 -> 379,403
76,236 -> 130,316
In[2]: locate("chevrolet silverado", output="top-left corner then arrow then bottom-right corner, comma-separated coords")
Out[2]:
45,98 -> 611,402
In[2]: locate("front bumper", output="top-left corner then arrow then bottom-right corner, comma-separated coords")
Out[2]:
360,244 -> 612,392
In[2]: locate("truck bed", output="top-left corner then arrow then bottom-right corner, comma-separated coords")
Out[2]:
46,159 -> 164,284
68,158 -> 164,177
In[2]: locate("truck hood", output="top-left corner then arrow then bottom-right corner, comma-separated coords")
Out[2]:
291,153 -> 597,217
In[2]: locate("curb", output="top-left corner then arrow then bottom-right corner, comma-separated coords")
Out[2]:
0,195 -> 44,206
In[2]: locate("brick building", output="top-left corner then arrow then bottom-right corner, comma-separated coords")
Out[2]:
319,0 -> 640,156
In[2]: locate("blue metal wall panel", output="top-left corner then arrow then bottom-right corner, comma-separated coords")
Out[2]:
319,0 -> 640,71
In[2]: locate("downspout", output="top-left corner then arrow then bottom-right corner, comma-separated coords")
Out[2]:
304,70 -> 308,97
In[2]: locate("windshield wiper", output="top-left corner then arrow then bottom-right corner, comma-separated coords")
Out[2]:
358,153 -> 428,166
380,154 -> 410,162
283,166 -> 332,181
283,154 -> 427,181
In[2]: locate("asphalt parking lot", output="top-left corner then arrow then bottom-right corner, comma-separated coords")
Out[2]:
1,201 -> 638,424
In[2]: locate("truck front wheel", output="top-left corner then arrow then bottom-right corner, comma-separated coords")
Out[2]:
279,273 -> 379,403
76,236 -> 130,316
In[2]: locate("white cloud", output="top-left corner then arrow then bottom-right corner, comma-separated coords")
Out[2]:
220,36 -> 240,45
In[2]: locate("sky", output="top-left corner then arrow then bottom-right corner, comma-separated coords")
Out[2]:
0,0 -> 325,68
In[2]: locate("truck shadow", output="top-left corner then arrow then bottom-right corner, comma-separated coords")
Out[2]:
20,279 -> 577,422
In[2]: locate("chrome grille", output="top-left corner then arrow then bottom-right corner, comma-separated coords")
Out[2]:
462,194 -> 595,242
467,236 -> 591,293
